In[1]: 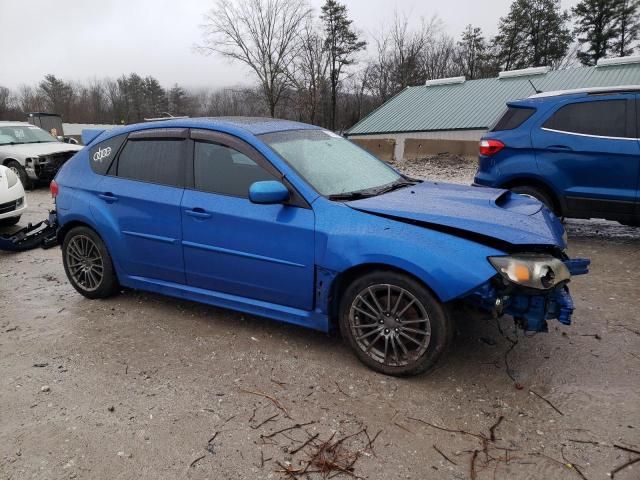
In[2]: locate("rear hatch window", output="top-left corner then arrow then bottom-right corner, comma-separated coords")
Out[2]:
491,107 -> 535,131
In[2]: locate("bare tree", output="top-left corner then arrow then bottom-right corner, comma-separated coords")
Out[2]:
199,0 -> 312,117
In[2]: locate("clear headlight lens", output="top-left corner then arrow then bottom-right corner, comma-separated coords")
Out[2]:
5,167 -> 18,188
489,254 -> 570,290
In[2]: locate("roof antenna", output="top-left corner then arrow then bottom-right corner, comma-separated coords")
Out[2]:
528,78 -> 542,94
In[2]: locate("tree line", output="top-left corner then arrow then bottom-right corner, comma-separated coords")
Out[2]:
1,0 -> 639,131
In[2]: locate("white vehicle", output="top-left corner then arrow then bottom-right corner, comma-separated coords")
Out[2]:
0,122 -> 82,187
0,165 -> 27,226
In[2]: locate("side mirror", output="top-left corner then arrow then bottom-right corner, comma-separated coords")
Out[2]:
249,180 -> 290,205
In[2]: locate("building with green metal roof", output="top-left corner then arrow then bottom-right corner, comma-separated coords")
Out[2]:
346,58 -> 640,161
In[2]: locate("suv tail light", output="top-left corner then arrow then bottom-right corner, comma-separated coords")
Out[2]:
50,180 -> 59,198
479,139 -> 505,156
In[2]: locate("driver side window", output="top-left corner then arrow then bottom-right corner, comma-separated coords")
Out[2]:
193,141 -> 277,197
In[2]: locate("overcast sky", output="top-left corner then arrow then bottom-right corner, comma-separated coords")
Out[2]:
0,0 -> 579,90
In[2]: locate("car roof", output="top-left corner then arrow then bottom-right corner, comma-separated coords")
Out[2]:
101,117 -> 322,139
0,121 -> 33,127
527,85 -> 640,100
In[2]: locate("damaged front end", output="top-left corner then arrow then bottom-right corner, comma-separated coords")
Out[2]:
463,255 -> 590,332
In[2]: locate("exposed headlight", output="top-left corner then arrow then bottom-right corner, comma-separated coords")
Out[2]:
489,254 -> 570,290
5,167 -> 18,188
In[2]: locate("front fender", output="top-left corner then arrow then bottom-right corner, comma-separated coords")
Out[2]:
314,200 -> 504,303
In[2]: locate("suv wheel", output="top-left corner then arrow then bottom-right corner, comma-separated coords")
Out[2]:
339,271 -> 453,376
62,226 -> 119,299
6,160 -> 31,189
510,185 -> 555,213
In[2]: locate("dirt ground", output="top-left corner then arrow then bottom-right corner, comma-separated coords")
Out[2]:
1,160 -> 639,480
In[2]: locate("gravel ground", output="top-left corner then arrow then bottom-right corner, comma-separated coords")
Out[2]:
1,162 -> 639,480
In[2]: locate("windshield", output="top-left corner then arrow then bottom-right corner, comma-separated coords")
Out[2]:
261,129 -> 402,197
0,125 -> 59,146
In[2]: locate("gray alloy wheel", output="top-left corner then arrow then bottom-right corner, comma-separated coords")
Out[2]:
348,284 -> 432,367
65,234 -> 105,292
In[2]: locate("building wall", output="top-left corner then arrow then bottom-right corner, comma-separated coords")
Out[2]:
348,129 -> 487,161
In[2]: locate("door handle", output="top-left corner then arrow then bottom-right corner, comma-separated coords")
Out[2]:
547,145 -> 572,152
98,192 -> 118,203
185,208 -> 212,219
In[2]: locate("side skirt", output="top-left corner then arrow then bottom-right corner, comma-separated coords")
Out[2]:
120,275 -> 330,332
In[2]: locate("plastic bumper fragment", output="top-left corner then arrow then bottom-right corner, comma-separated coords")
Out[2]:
0,211 -> 59,252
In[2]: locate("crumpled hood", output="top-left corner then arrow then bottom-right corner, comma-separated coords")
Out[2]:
0,142 -> 82,159
346,181 -> 567,249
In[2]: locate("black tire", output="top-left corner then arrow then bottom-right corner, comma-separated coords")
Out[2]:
510,185 -> 556,213
338,270 -> 454,377
62,226 -> 119,299
0,216 -> 20,227
6,160 -> 31,189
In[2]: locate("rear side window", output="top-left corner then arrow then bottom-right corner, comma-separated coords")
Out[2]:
116,139 -> 186,187
543,99 -> 628,138
194,141 -> 276,197
491,107 -> 535,131
89,134 -> 126,175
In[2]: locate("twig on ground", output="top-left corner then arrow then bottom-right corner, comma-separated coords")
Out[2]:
407,416 -> 488,440
250,413 -> 279,430
489,416 -> 504,442
290,433 -> 320,455
529,389 -> 564,416
189,454 -> 206,468
239,388 -> 290,418
610,456 -> 640,478
433,444 -> 457,465
262,421 -> 316,439
470,450 -> 479,480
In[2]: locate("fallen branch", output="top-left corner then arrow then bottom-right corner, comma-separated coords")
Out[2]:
433,444 -> 457,465
529,389 -> 564,416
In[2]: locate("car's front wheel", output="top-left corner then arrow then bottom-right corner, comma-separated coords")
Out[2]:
62,226 -> 119,299
339,271 -> 453,376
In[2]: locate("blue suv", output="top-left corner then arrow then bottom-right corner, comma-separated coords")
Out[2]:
474,87 -> 640,226
52,117 -> 588,376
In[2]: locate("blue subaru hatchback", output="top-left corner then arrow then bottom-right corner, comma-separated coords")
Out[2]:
474,86 -> 640,225
53,117 -> 588,376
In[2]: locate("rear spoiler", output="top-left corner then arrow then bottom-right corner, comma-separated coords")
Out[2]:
81,129 -> 105,145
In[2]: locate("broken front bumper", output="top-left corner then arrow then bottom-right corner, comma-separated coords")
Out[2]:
0,211 -> 58,252
464,258 -> 590,332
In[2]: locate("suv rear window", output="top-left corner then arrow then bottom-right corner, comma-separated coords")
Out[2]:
543,99 -> 628,138
491,107 -> 535,131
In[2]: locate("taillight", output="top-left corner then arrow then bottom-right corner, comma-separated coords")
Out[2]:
50,180 -> 59,198
479,139 -> 505,156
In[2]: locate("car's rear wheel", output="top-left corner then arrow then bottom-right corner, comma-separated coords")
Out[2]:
6,160 -> 31,189
62,226 -> 119,299
0,216 -> 20,227
339,271 -> 453,376
510,185 -> 556,213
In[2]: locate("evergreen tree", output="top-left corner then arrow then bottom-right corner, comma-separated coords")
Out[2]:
613,0 -> 640,56
458,25 -> 490,79
573,0 -> 620,65
494,0 -> 572,70
320,0 -> 366,130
